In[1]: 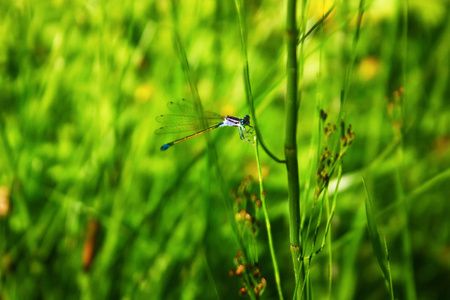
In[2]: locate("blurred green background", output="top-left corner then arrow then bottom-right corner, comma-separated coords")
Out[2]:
0,0 -> 449,299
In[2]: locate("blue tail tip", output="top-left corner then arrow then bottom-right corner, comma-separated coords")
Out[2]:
161,144 -> 171,151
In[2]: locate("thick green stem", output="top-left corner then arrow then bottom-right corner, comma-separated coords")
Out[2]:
285,0 -> 301,283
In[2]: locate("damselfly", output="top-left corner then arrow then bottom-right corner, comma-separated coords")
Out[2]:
155,99 -> 254,150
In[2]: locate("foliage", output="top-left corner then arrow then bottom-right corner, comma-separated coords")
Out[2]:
1,0 -> 449,299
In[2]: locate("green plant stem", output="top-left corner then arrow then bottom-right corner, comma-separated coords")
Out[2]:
254,137 -> 284,300
398,2 -> 416,297
234,0 -> 285,164
170,4 -> 257,298
170,1 -> 203,117
297,5 -> 335,45
339,0 -> 364,121
233,1 -> 284,298
285,0 -> 301,287
363,177 -> 390,281
384,237 -> 395,300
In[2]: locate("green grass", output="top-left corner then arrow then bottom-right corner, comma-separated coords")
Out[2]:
1,0 -> 449,299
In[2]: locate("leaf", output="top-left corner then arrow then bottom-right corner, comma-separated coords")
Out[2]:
362,177 -> 389,281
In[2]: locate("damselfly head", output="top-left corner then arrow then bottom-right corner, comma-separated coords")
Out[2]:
242,115 -> 251,126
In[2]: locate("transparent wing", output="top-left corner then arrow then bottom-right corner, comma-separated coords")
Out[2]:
154,124 -> 210,135
155,114 -> 224,126
166,99 -> 223,119
155,99 -> 225,135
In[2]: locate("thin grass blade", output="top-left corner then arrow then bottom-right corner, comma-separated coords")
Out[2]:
384,236 -> 395,299
362,176 -> 389,282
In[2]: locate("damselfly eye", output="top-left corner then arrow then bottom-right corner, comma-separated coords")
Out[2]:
242,115 -> 250,125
